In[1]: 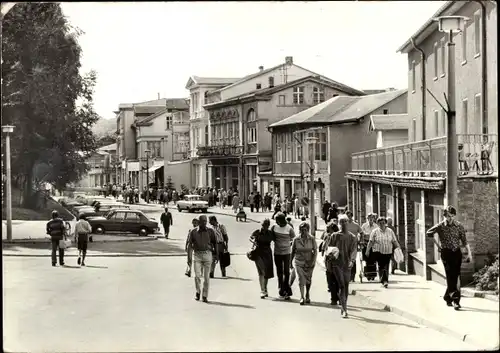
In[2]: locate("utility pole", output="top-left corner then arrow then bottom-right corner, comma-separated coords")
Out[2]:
2,125 -> 14,241
306,134 -> 318,233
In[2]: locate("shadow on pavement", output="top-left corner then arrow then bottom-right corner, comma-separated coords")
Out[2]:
84,265 -> 109,269
460,307 -> 499,314
347,304 -> 390,313
224,276 -> 252,282
62,265 -> 81,269
348,314 -> 420,328
206,301 -> 255,309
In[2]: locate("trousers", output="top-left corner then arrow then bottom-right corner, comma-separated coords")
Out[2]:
331,266 -> 351,312
210,243 -> 226,277
194,250 -> 212,298
51,238 -> 65,265
441,248 -> 463,304
274,254 -> 292,297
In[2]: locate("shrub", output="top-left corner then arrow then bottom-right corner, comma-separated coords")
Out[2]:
472,254 -> 499,293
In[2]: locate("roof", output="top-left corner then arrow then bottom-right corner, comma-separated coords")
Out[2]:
119,98 -> 189,113
98,143 -> 117,152
185,76 -> 241,89
396,1 -> 467,53
133,106 -> 165,115
363,89 -> 395,95
203,75 -> 365,110
135,109 -> 168,126
269,89 -> 407,129
369,114 -> 409,131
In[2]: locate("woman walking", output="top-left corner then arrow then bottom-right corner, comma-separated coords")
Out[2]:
365,217 -> 401,288
250,219 -> 274,298
272,212 -> 296,300
290,222 -> 318,305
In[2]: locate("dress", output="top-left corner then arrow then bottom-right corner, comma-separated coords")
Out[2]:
251,229 -> 274,279
292,235 -> 317,286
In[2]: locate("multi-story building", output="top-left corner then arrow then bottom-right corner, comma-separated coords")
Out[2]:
268,89 -> 407,210
201,71 -> 367,201
346,0 -> 498,285
115,98 -> 189,189
79,143 -> 117,188
185,76 -> 240,188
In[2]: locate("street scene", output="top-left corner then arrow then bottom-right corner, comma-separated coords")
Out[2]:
2,1 -> 499,352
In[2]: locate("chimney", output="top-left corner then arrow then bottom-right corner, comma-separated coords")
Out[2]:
157,92 -> 160,99
258,66 -> 264,72
285,56 -> 293,65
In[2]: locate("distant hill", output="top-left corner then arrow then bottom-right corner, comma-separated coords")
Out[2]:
93,117 -> 116,138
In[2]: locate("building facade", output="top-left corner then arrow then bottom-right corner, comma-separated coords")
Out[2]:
201,74 -> 366,201
347,0 -> 498,285
80,143 -> 117,188
185,76 -> 240,188
269,89 -> 408,210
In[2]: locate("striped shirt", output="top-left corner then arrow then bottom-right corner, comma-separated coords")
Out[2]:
369,227 -> 397,255
361,222 -> 378,242
272,224 -> 295,255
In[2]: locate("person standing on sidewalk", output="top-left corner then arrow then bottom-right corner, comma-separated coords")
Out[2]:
209,216 -> 229,278
365,217 -> 401,288
323,214 -> 358,318
248,192 -> 255,212
387,217 -> 398,275
160,207 -> 173,239
321,223 -> 339,305
75,214 -> 92,266
46,210 -> 66,267
346,210 -> 362,282
186,215 -> 218,303
250,219 -> 274,299
254,191 -> 262,213
272,212 -> 296,300
426,205 -> 472,310
290,222 -> 318,305
185,218 -> 200,277
360,213 -> 378,281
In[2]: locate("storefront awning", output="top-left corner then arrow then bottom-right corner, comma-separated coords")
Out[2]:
148,161 -> 164,173
127,162 -> 140,172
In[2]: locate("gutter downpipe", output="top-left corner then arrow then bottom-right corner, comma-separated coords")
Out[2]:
474,0 -> 488,135
411,37 -> 426,140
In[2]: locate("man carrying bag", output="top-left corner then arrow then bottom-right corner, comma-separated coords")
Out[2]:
46,210 -> 67,267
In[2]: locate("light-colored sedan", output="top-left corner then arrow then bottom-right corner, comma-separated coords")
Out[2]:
177,195 -> 209,213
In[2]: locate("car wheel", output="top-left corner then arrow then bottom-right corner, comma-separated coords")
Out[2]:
177,205 -> 182,212
139,226 -> 149,237
202,208 -> 207,213
94,225 -> 105,234
188,208 -> 194,213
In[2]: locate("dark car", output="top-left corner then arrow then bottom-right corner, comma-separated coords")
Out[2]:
79,204 -> 130,219
86,209 -> 159,236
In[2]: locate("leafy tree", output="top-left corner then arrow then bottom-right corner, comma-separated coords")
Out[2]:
2,3 -> 99,207
165,176 -> 175,191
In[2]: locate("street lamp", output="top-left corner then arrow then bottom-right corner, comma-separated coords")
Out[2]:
2,125 -> 14,241
435,15 -> 468,208
144,149 -> 151,203
305,133 -> 318,233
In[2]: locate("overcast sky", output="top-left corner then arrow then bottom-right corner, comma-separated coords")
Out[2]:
61,1 -> 446,120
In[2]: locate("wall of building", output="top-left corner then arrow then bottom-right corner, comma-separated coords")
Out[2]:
165,160 -> 192,191
382,130 -> 409,147
118,108 -> 137,160
407,1 -> 497,142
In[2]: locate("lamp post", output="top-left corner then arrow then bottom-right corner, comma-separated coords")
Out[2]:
144,149 -> 151,203
435,15 -> 468,208
161,137 -> 168,188
305,134 -> 318,233
2,125 -> 14,241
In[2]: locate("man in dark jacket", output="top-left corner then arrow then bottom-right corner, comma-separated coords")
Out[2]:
160,207 -> 173,239
322,201 -> 331,222
254,191 -> 262,212
46,210 -> 66,267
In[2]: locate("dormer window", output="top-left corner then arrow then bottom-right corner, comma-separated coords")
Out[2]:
256,83 -> 262,89
268,77 -> 274,88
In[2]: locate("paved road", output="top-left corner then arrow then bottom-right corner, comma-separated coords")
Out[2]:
4,257 -> 474,351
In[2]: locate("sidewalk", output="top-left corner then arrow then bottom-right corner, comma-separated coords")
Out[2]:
316,255 -> 499,350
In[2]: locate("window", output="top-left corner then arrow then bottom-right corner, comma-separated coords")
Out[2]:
204,126 -> 209,145
112,212 -> 127,221
433,43 -> 438,78
440,39 -> 446,76
386,195 -> 394,221
268,76 -> 274,88
204,92 -> 209,105
313,86 -> 325,104
474,93 -> 486,134
295,132 -> 302,162
412,118 -> 417,141
147,141 -> 161,158
433,207 -> 444,261
383,109 -> 389,115
474,10 -> 481,56
235,123 -> 240,144
247,109 -> 256,122
441,110 -> 446,136
411,61 -> 416,92
462,99 -> 468,134
314,132 -> 327,161
247,127 -> 257,143
276,135 -> 282,162
256,83 -> 262,89
434,110 -> 439,137
228,123 -> 233,139
365,189 -> 373,217
165,115 -> 172,130
462,24 -> 467,62
293,86 -> 305,104
279,95 -> 286,105
285,133 -> 292,162
415,202 -> 425,251
125,212 -> 140,222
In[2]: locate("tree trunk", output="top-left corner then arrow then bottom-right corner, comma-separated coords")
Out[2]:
23,167 -> 35,209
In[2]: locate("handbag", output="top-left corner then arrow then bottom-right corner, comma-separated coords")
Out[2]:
221,250 -> 231,267
289,267 -> 296,287
247,246 -> 257,261
59,238 -> 72,249
394,247 -> 404,264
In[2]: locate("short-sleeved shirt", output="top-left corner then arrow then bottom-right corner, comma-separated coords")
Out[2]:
292,235 -> 317,267
189,227 -> 217,252
346,221 -> 362,238
369,227 -> 398,255
426,220 -> 467,251
361,222 -> 378,242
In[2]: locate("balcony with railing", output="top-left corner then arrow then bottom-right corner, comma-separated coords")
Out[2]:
351,134 -> 498,178
197,143 -> 243,158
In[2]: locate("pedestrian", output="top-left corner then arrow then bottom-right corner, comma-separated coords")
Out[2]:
327,202 -> 339,223
360,213 -> 378,281
232,193 -> 240,213
286,216 -> 294,229
301,195 -> 309,218
209,216 -> 229,278
248,192 -> 255,212
254,191 -> 262,213
320,223 -> 339,304
272,200 -> 282,219
294,195 -> 301,219
249,219 -> 275,299
186,215 -> 218,303
290,222 -> 318,305
365,217 -> 401,288
387,217 -> 398,275
322,200 -> 331,223
185,218 -> 200,277
74,214 -> 92,266
272,212 -> 296,300
46,210 -> 66,267
426,205 -> 472,310
322,214 -> 358,318
346,210 -> 362,282
160,207 -> 173,239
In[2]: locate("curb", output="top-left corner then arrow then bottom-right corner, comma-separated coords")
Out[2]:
2,236 -> 159,245
461,288 -> 499,302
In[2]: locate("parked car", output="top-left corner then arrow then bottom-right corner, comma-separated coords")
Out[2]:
87,209 -> 160,236
177,195 -> 209,213
79,204 -> 130,219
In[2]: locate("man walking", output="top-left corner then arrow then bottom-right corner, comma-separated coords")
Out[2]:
209,215 -> 229,278
160,207 -> 173,239
75,214 -> 92,266
46,210 -> 66,267
185,218 -> 200,277
248,192 -> 255,213
272,212 -> 296,300
426,206 -> 472,310
361,213 -> 378,281
186,215 -> 218,302
346,210 -> 362,282
254,191 -> 262,213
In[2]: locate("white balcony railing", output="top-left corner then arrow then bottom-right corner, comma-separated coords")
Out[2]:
351,134 -> 498,178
